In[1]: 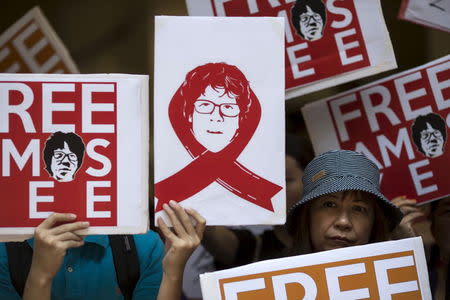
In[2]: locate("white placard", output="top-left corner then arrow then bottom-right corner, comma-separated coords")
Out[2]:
154,16 -> 286,225
200,237 -> 431,299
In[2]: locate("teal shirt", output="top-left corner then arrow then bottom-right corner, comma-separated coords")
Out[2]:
0,231 -> 164,300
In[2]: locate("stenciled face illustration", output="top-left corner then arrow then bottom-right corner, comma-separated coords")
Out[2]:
420,122 -> 444,158
189,85 -> 240,152
50,141 -> 79,182
300,5 -> 324,41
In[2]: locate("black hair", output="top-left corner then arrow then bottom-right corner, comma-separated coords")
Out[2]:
291,0 -> 327,39
286,133 -> 314,170
43,131 -> 85,176
411,113 -> 447,154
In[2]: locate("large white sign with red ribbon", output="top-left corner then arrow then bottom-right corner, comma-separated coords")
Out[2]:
154,16 -> 285,225
0,74 -> 149,241
200,237 -> 431,299
185,0 -> 397,100
399,0 -> 450,33
302,55 -> 450,204
0,6 -> 78,74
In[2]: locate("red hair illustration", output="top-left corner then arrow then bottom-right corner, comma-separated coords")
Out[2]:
155,62 -> 281,212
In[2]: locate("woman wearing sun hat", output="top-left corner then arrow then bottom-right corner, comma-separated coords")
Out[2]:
287,149 -> 404,255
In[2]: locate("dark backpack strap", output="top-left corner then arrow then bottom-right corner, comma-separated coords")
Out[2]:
6,241 -> 33,297
109,235 -> 140,300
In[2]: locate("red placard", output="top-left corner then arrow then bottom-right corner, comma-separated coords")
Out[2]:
0,81 -> 117,227
303,55 -> 450,204
208,0 -> 370,92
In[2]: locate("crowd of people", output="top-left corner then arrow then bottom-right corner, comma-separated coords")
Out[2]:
0,134 -> 447,299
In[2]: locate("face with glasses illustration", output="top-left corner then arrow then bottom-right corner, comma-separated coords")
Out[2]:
51,142 -> 78,181
300,5 -> 324,41
412,113 -> 447,159
44,131 -> 85,182
420,123 -> 444,158
189,85 -> 240,152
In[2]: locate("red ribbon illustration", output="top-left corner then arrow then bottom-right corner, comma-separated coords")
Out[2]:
155,63 -> 282,212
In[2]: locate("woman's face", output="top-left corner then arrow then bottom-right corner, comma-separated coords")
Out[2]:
309,191 -> 375,252
286,155 -> 303,212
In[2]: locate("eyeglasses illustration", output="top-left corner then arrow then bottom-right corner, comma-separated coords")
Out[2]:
194,100 -> 240,117
53,151 -> 78,162
300,13 -> 322,24
421,130 -> 443,141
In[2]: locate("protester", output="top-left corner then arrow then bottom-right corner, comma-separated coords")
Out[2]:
0,201 -> 205,300
429,196 -> 450,300
287,149 -> 403,255
201,134 -> 314,268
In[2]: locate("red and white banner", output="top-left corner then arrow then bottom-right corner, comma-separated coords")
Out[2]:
0,74 -> 149,241
399,0 -> 450,33
302,55 -> 450,204
0,7 -> 78,74
186,0 -> 397,100
200,237 -> 431,299
154,16 -> 285,225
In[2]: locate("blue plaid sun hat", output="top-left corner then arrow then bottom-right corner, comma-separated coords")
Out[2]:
289,150 -> 403,229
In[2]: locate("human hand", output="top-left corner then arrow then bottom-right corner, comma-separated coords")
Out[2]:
157,201 -> 206,280
30,213 -> 89,282
391,196 -> 425,239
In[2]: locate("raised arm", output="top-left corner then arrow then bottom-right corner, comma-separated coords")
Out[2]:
157,201 -> 206,300
23,213 -> 89,300
390,196 -> 425,240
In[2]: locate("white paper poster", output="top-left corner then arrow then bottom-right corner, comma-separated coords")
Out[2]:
0,7 -> 78,74
154,16 -> 286,225
302,55 -> 450,205
200,237 -> 431,299
0,73 -> 149,241
399,0 -> 450,33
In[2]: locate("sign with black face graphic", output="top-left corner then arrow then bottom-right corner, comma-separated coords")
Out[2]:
185,0 -> 397,100
0,74 -> 149,241
302,55 -> 450,204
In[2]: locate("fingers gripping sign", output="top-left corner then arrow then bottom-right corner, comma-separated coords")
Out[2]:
157,200 -> 206,279
391,196 -> 425,239
30,213 -> 89,282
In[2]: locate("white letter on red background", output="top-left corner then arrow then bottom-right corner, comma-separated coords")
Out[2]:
327,0 -> 352,29
408,159 -> 438,196
0,83 -> 35,133
330,94 -> 361,142
86,181 -> 111,218
2,139 -> 40,176
29,181 -> 54,219
395,72 -> 431,121
427,61 -> 450,111
361,85 -> 401,133
335,29 -> 363,66
82,84 -> 115,133
213,0 -> 232,15
42,83 -> 75,133
287,43 -> 315,79
86,139 -> 112,177
377,128 -> 415,168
